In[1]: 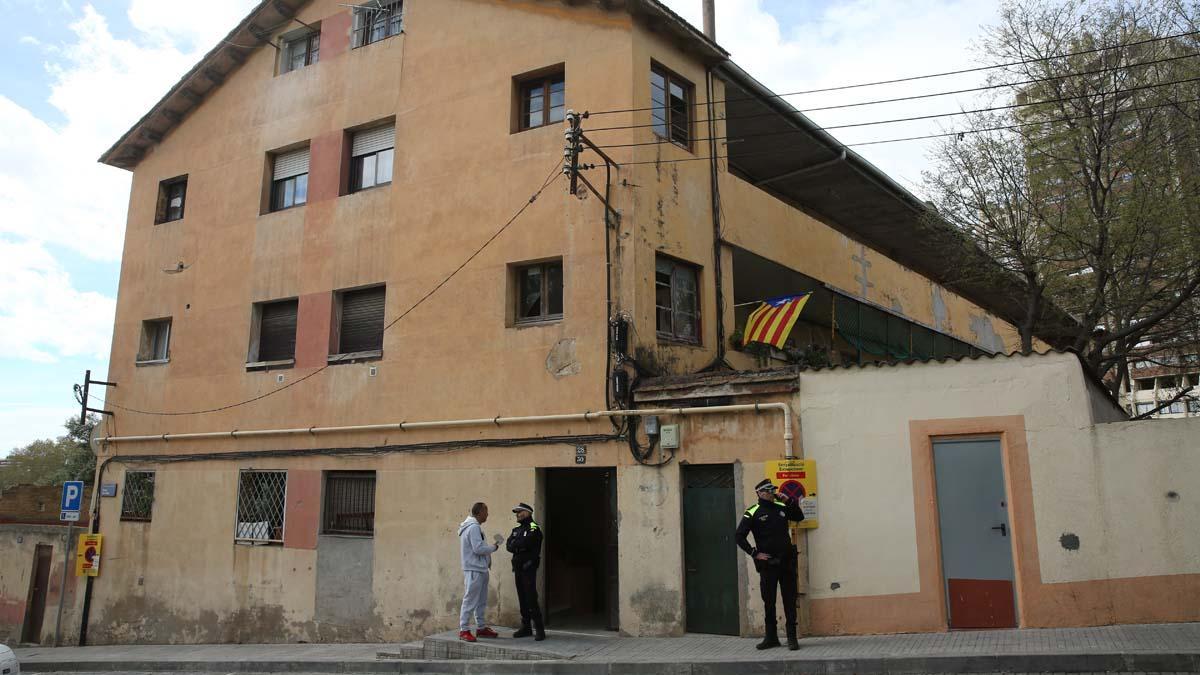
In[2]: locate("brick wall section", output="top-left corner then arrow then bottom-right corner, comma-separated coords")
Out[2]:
0,485 -> 93,526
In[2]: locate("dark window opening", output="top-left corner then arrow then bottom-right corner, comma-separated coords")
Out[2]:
155,176 -> 187,224
323,471 -> 376,536
120,471 -> 155,522
656,256 -> 700,343
335,285 -> 386,355
651,65 -> 692,149
352,0 -> 403,48
519,73 -> 565,130
251,298 -> 298,363
516,260 -> 564,323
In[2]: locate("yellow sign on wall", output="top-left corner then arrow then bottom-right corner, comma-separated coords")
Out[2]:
76,533 -> 103,577
765,459 -> 818,529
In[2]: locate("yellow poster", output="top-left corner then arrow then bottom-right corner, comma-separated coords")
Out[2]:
76,533 -> 103,577
765,459 -> 818,529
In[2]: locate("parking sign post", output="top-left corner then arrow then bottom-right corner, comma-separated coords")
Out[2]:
54,481 -> 84,646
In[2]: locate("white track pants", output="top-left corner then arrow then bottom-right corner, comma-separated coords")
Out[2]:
459,570 -> 489,631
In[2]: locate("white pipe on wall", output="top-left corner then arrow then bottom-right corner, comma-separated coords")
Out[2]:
95,403 -> 795,458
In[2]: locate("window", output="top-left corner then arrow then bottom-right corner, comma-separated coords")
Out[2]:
655,256 -> 699,343
248,299 -> 298,365
1188,399 -> 1200,414
120,471 -> 155,522
1167,401 -> 1186,414
281,31 -> 319,74
515,260 -> 564,323
137,318 -> 171,363
333,286 -> 386,357
519,72 -> 565,130
350,124 -> 395,192
235,470 -> 287,544
323,471 -> 376,536
1135,402 -> 1156,415
155,176 -> 187,224
650,64 -> 692,148
270,146 -> 310,211
352,0 -> 402,48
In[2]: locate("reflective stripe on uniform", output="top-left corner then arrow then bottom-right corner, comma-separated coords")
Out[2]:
745,504 -> 760,517
529,523 -> 539,530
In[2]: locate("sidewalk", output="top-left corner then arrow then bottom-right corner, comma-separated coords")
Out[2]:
14,622 -> 1200,674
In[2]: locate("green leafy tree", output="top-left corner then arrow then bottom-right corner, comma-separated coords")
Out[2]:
0,415 -> 98,490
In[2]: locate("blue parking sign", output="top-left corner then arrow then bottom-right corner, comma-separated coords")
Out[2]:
61,481 -> 84,512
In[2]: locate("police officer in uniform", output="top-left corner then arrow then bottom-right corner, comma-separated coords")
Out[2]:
735,478 -> 805,650
505,502 -> 546,641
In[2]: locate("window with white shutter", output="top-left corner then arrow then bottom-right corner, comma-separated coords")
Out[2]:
270,146 -> 310,211
333,286 -> 386,357
349,125 -> 394,193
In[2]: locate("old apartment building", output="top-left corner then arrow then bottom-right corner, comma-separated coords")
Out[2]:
75,0 -> 1200,646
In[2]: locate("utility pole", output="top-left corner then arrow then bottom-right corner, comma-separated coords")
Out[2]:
75,369 -> 116,425
562,109 -> 622,224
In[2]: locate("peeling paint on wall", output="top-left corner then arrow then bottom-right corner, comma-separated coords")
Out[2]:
969,314 -> 1006,353
546,339 -> 580,378
931,285 -> 949,333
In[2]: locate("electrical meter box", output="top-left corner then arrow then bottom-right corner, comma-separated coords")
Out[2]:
660,424 -> 680,449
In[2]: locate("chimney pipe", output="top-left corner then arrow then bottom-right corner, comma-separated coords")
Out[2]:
702,0 -> 715,41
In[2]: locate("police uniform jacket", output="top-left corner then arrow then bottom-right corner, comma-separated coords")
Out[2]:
735,496 -> 804,558
506,519 -> 543,572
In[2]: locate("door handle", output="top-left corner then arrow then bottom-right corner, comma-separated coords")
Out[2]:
686,568 -> 698,573
991,523 -> 1008,537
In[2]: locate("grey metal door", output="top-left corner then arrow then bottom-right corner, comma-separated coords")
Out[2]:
932,438 -> 1017,629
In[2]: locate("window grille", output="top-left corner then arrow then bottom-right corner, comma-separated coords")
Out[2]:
120,471 -> 156,522
323,471 -> 376,535
352,0 -> 403,48
235,470 -> 287,544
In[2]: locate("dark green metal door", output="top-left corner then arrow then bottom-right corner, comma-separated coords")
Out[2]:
683,464 -> 739,635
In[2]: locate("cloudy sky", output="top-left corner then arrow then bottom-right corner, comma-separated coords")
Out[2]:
0,0 -> 1000,455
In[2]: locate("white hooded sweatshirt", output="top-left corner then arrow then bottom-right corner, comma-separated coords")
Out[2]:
458,516 -> 496,572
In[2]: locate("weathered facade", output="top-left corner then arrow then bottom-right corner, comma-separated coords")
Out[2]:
81,0 -> 1189,646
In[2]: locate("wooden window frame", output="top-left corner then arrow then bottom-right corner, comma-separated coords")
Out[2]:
513,259 -> 564,325
155,176 -> 188,224
136,318 -> 172,364
650,63 -> 694,151
517,71 -> 566,131
655,255 -> 701,345
352,0 -> 403,49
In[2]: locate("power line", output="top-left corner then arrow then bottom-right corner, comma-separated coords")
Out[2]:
586,74 -> 1200,149
582,96 -> 1200,168
94,161 -> 563,417
587,29 -> 1200,117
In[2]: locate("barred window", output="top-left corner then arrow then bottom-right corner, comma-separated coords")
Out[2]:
235,470 -> 287,544
352,0 -> 402,48
323,471 -> 376,536
120,471 -> 155,522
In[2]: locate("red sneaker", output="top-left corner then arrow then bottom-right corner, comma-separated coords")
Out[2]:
458,630 -> 476,642
475,627 -> 499,639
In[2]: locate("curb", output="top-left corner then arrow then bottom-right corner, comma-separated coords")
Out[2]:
19,651 -> 1200,674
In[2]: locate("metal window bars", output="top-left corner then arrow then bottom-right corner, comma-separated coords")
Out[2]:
323,472 -> 376,536
120,471 -> 156,521
235,470 -> 288,544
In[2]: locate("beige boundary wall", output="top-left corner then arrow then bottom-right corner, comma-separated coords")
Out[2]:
0,524 -> 85,646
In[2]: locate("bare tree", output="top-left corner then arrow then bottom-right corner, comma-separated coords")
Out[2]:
924,0 -> 1200,393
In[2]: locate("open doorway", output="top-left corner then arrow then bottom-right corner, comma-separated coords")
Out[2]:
542,467 -> 618,631
22,544 -> 53,644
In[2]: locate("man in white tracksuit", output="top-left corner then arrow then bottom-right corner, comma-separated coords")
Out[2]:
458,502 -> 500,642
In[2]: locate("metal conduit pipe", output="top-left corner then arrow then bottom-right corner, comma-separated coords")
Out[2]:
96,403 -> 796,458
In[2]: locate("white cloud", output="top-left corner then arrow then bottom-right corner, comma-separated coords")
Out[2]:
661,0 -> 1000,193
0,238 -> 116,363
127,0 -> 260,50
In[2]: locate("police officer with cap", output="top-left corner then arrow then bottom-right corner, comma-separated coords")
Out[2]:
735,478 -> 805,650
505,502 -> 545,641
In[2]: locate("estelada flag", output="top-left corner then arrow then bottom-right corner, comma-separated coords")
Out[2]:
743,293 -> 812,349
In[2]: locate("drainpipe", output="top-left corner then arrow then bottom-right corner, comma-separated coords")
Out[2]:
96,403 -> 796,458
702,0 -> 716,41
